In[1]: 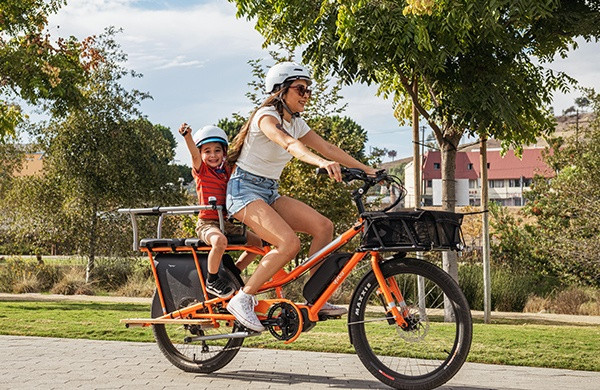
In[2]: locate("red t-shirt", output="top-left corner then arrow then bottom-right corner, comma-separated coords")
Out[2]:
192,162 -> 231,220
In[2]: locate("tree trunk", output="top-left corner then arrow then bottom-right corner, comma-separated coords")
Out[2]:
440,134 -> 461,321
85,203 -> 98,283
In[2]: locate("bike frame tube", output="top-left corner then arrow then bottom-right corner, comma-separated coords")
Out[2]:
143,248 -> 168,316
258,222 -> 364,292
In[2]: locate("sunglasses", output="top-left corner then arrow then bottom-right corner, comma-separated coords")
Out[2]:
289,85 -> 312,98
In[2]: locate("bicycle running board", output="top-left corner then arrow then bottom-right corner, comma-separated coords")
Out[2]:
120,318 -> 213,328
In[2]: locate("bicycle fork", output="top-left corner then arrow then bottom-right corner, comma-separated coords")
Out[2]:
370,253 -> 410,329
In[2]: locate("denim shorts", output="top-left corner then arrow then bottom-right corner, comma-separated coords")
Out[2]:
226,166 -> 280,216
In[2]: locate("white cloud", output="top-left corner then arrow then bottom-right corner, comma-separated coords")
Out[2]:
48,0 -> 265,71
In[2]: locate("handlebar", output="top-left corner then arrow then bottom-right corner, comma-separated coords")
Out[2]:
316,167 -> 406,213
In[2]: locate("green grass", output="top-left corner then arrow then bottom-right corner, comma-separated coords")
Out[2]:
1,300 -> 599,371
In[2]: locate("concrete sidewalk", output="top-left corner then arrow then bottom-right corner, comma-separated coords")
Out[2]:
1,335 -> 599,390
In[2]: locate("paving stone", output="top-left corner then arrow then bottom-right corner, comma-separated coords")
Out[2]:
1,335 -> 599,390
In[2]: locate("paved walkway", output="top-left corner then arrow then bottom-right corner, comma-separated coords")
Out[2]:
1,335 -> 599,390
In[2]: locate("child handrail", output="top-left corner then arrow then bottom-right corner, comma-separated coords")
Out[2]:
118,198 -> 224,251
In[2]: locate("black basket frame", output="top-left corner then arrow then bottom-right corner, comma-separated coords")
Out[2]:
360,209 -> 464,252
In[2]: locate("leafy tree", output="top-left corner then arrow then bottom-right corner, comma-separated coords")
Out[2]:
230,0 -> 600,290
172,163 -> 193,185
0,141 -> 25,194
0,0 -> 99,142
370,147 -> 387,163
521,91 -> 600,287
4,29 -> 185,279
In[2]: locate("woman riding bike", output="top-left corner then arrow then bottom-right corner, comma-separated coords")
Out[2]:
225,61 -> 378,331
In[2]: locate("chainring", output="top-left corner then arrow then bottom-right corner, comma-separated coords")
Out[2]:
266,302 -> 302,341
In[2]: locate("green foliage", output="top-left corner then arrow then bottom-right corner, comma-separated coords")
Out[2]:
0,0 -> 98,142
485,92 -> 600,287
0,258 -> 62,293
458,263 -> 560,312
488,202 -> 550,274
520,94 -> 600,287
0,30 -> 186,278
0,141 -> 25,193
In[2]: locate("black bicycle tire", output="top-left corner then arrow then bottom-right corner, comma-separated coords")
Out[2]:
348,257 -> 472,390
152,268 -> 244,373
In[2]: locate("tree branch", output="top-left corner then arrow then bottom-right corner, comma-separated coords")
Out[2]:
397,70 -> 444,142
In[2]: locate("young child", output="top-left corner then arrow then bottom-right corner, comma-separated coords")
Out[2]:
179,123 -> 261,297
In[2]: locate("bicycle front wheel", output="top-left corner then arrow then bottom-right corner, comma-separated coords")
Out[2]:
152,268 -> 244,373
348,256 -> 472,390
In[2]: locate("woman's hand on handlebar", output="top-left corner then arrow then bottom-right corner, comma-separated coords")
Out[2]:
319,160 -> 343,182
363,166 -> 378,176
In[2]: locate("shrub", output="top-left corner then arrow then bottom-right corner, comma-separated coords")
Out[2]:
116,274 -> 155,297
12,274 -> 41,293
90,258 -> 135,290
523,296 -> 551,313
458,262 -> 560,312
458,263 -> 484,310
524,286 -> 600,315
0,258 -> 61,292
51,267 -> 94,295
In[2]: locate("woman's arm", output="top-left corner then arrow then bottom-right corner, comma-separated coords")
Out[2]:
259,116 -> 344,181
300,130 -> 378,175
179,123 -> 202,171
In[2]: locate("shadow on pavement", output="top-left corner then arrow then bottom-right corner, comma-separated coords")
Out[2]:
197,369 -> 493,390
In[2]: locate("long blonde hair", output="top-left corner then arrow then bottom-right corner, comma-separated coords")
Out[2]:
228,88 -> 288,165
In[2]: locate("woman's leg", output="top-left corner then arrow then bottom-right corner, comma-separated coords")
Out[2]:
272,196 -> 346,315
235,231 -> 261,271
232,199 -> 300,295
271,196 -> 334,256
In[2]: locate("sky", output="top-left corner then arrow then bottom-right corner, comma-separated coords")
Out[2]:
41,0 -> 600,167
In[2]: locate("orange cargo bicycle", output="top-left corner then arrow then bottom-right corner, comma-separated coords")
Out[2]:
118,168 -> 472,390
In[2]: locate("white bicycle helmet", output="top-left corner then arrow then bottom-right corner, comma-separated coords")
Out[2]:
193,125 -> 228,149
265,61 -> 312,93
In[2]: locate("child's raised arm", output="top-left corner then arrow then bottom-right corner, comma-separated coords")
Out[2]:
179,123 -> 202,171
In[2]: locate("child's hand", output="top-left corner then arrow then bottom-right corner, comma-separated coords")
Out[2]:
179,123 -> 192,136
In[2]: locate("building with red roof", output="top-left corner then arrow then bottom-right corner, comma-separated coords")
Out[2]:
404,146 -> 554,207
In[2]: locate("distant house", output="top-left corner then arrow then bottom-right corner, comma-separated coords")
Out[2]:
13,151 -> 44,177
403,147 -> 554,207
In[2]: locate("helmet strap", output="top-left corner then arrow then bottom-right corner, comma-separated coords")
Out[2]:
275,94 -> 300,119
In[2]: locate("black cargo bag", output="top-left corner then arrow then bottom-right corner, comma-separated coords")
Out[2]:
150,252 -> 241,317
361,209 -> 463,251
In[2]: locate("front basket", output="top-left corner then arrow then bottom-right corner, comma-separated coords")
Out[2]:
360,209 -> 464,252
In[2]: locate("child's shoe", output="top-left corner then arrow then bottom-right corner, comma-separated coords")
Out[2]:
205,277 -> 234,298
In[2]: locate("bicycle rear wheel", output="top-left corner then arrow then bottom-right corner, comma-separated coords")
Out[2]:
348,256 -> 472,390
152,268 -> 244,373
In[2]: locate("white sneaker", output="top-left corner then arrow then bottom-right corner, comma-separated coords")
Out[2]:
311,301 -> 348,316
226,290 -> 265,332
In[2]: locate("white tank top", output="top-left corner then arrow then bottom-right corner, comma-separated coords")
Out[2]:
236,106 -> 311,180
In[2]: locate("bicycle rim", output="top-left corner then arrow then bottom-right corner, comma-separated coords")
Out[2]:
349,257 -> 472,390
